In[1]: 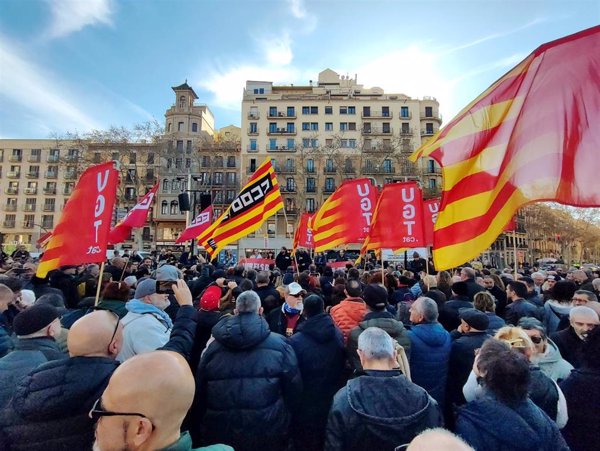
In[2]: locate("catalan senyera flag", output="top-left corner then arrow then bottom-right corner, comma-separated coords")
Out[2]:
409,26 -> 600,270
361,182 -> 426,254
312,178 -> 378,253
292,212 -> 314,252
37,162 -> 119,277
197,159 -> 283,258
108,183 -> 159,244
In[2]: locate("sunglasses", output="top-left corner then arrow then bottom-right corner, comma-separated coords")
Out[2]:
288,292 -> 304,298
530,336 -> 543,344
88,398 -> 155,430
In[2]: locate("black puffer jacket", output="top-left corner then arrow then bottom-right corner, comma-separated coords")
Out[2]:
0,337 -> 65,409
191,312 -> 302,451
0,356 -> 119,451
325,370 -> 443,451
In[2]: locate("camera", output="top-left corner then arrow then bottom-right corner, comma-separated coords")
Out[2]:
156,280 -> 175,295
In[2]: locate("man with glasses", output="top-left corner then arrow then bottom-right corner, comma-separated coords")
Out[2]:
0,280 -> 197,451
551,305 -> 600,368
267,282 -> 306,337
90,350 -> 231,451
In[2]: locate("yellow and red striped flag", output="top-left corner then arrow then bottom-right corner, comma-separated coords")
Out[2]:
312,179 -> 378,253
197,158 -> 283,259
410,26 -> 600,270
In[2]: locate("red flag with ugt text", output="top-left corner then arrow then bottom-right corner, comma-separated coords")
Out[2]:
176,205 -> 213,244
424,198 -> 440,247
293,212 -> 314,251
37,162 -> 119,277
109,183 -> 159,244
361,182 -> 426,254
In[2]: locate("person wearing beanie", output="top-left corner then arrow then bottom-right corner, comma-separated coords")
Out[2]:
268,282 -> 306,337
0,304 -> 65,408
439,281 -> 473,331
347,284 -> 411,372
445,308 -> 491,428
288,295 -> 345,451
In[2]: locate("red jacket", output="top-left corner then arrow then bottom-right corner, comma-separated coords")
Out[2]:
331,297 -> 367,344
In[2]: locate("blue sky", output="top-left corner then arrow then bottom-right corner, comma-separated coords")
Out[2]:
0,0 -> 598,139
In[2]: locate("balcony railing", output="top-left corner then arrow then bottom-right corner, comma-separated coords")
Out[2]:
27,172 -> 39,179
42,222 -> 54,229
362,127 -> 393,136
306,186 -> 317,193
266,145 -> 295,152
47,155 -> 60,162
3,221 -> 15,228
8,171 -> 20,178
399,127 -> 414,136
284,208 -> 298,215
23,205 -> 37,212
5,188 -> 18,195
4,205 -> 17,212
421,129 -> 435,137
65,172 -> 78,180
43,205 -> 56,212
361,110 -> 393,119
399,112 -> 412,120
9,155 -> 22,162
246,145 -> 259,153
247,127 -> 259,136
268,111 -> 296,119
28,155 -> 41,163
247,112 -> 260,120
65,155 -> 79,162
362,166 -> 396,174
343,166 -> 356,174
420,113 -> 443,123
279,166 -> 296,174
323,167 -> 336,174
23,222 -> 34,229
425,167 -> 442,175
45,171 -> 58,179
24,188 -> 37,195
323,185 -> 336,193
281,186 -> 297,193
63,188 -> 73,195
44,187 -> 57,195
267,128 -> 296,136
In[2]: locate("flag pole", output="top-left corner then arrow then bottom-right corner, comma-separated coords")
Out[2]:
282,208 -> 300,277
94,261 -> 106,306
513,229 -> 518,279
381,249 -> 385,284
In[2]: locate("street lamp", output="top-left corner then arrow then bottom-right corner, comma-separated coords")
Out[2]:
177,175 -> 206,256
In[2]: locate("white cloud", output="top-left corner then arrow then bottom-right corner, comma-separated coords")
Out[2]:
287,0 -> 307,19
255,32 -> 294,66
44,0 -> 114,39
0,37 -> 101,134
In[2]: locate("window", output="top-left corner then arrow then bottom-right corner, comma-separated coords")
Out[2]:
426,122 -> 434,134
326,159 -> 334,171
363,106 -> 371,117
146,169 -> 155,181
192,122 -> 198,132
425,106 -> 433,117
287,139 -> 295,149
269,139 -> 277,150
287,106 -> 295,117
341,139 -> 348,148
306,177 -> 316,192
340,122 -> 347,131
340,106 -> 347,115
214,156 -> 223,167
306,198 -> 316,213
401,123 -> 410,134
176,141 -> 183,151
269,123 -> 277,133
429,178 -> 437,189
348,106 -> 356,115
178,122 -> 184,131
348,122 -> 356,131
170,200 -> 179,215
226,190 -> 236,202
325,122 -> 333,131
227,156 -> 236,167
185,158 -> 191,169
302,106 -> 310,115
310,122 -> 318,131
400,106 -> 409,118
179,96 -> 185,108
382,106 -> 390,117
382,123 -> 391,133
325,177 -> 335,191
286,178 -> 296,191
226,172 -> 236,185
363,122 -> 372,133
302,138 -> 309,148
162,179 -> 170,191
166,158 -> 172,169
302,122 -> 310,131
310,139 -> 318,148
306,159 -> 314,173
175,158 -> 182,169
42,215 -> 53,229
383,159 -> 393,173
125,187 -> 136,201
250,139 -> 257,151
147,153 -> 155,164
325,139 -> 333,147
253,88 -> 265,94
43,198 -> 56,212
249,122 -> 258,133
286,123 -> 295,133
130,152 -> 136,164
186,140 -> 192,152
249,158 -> 257,172
269,106 -> 278,117
285,159 -> 294,172
325,106 -> 333,115
167,123 -> 171,132
213,172 -> 223,185
428,159 -> 436,173
311,106 -> 318,114
349,139 -> 357,148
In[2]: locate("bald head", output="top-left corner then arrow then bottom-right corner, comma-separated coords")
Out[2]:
93,351 -> 194,451
68,311 -> 122,358
408,428 -> 474,451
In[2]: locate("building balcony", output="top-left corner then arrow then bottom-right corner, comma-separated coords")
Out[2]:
43,205 -> 56,212
425,167 -> 442,175
323,185 -> 336,194
65,155 -> 79,162
421,129 -> 435,137
362,127 -> 393,136
266,145 -> 296,152
247,167 -> 257,174
226,162 -> 236,168
284,208 -> 298,215
47,155 -> 59,163
247,112 -> 260,120
5,188 -> 18,195
306,186 -> 317,193
399,128 -> 414,136
305,167 -> 315,174
9,155 -> 22,162
42,222 -> 54,229
0,154 -> 3,162
361,110 -> 393,119
281,186 -> 297,193
45,171 -> 58,179
267,128 -> 296,136
44,187 -> 57,195
362,166 -> 396,175
8,171 -> 20,178
323,167 -> 336,174
23,205 -> 37,212
399,113 -> 412,120
247,127 -> 259,136
363,145 -> 395,153
64,172 -> 78,180
4,205 -> 17,212
27,172 -> 39,179
246,145 -> 259,153
22,222 -> 34,229
279,166 -> 296,174
224,181 -> 239,188
343,167 -> 356,174
28,155 -> 41,163
63,188 -> 73,195
268,112 -> 296,119
420,113 -> 443,123
3,221 -> 15,228
24,188 -> 37,195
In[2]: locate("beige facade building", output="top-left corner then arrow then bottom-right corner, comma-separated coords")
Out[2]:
239,68 -> 444,252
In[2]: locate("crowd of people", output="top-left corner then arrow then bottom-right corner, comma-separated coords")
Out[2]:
0,245 -> 598,451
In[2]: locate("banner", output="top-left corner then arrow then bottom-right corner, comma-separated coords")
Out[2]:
312,179 -> 378,252
423,198 -> 440,247
239,258 -> 275,271
197,159 -> 283,258
109,183 -> 159,244
292,212 -> 314,251
176,205 -> 213,244
361,182 -> 426,254
37,162 -> 119,277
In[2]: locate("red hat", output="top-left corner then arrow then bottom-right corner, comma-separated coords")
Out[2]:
200,285 -> 222,311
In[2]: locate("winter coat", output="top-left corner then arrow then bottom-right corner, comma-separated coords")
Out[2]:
0,356 -> 119,451
330,297 -> 367,343
487,285 -> 508,318
528,366 -> 559,421
347,310 -> 412,371
464,279 -> 485,302
49,271 -> 80,309
408,323 -> 452,408
267,306 -> 306,337
158,432 -> 232,451
544,302 -> 572,335
324,369 -> 443,451
485,312 -> 505,334
505,298 -> 542,325
289,313 -> 345,451
189,309 -> 224,374
96,298 -> 128,318
560,367 -> 600,451
0,337 -> 65,409
0,315 -> 13,358
456,393 -> 569,451
551,326 -> 586,368
191,312 -> 302,451
255,284 -> 282,314
117,308 -> 173,361
275,252 -> 292,271
534,339 -> 574,382
439,296 -> 472,331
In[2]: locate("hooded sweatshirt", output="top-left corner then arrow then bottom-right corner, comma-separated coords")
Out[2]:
456,393 -> 569,451
325,370 -> 442,451
533,339 -> 574,382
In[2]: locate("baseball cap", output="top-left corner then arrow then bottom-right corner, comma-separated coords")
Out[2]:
135,278 -> 158,299
287,282 -> 306,296
363,284 -> 388,310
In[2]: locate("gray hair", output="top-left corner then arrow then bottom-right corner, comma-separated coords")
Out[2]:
461,267 -> 476,279
236,290 -> 261,313
531,272 -> 545,280
415,297 -> 439,322
592,278 -> 600,289
570,305 -> 599,321
256,271 -> 270,284
576,289 -> 598,303
357,327 -> 395,360
517,317 -> 547,340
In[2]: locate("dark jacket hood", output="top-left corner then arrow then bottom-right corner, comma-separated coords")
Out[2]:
296,312 -> 337,343
346,370 -> 433,425
359,311 -> 406,335
411,323 -> 449,347
212,312 -> 270,350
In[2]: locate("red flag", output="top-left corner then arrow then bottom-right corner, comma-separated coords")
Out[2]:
292,212 -> 314,251
176,205 -> 213,244
361,182 -> 426,254
36,162 -> 119,277
109,183 -> 159,244
312,179 -> 378,252
423,198 -> 440,247
36,231 -> 53,249
504,216 -> 517,232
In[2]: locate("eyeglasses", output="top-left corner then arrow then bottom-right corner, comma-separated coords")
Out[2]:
572,297 -> 588,303
88,398 -> 155,429
288,292 -> 303,298
90,308 -> 120,348
530,336 -> 543,344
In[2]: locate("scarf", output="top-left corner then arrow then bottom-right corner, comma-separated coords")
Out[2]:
283,302 -> 303,315
126,299 -> 173,329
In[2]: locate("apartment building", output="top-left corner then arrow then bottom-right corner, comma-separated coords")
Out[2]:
239,68 -> 443,251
